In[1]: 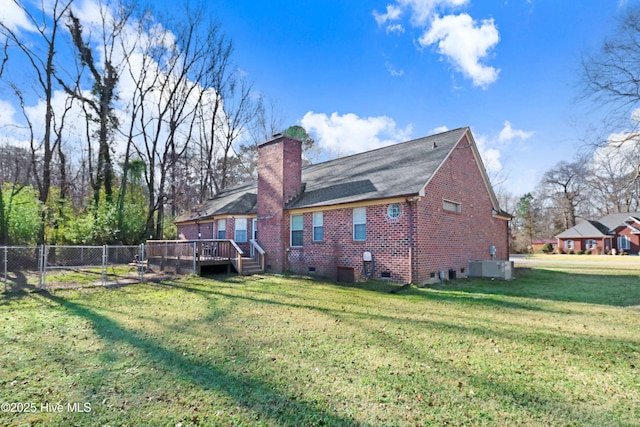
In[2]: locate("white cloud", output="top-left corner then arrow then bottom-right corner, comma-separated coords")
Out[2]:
592,132 -> 640,176
430,125 -> 449,134
498,120 -> 533,142
419,13 -> 500,88
474,133 -> 503,173
386,24 -> 405,34
0,1 -> 36,33
0,100 -> 18,128
385,61 -> 404,76
397,0 -> 469,26
300,111 -> 413,155
373,1 -> 500,88
473,122 -> 533,175
373,4 -> 403,26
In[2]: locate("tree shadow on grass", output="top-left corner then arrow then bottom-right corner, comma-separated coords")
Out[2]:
422,268 -> 640,308
0,271 -> 41,304
39,290 -> 367,427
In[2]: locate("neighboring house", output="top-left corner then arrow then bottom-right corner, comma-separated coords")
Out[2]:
175,127 -> 512,284
555,212 -> 640,254
531,239 -> 557,253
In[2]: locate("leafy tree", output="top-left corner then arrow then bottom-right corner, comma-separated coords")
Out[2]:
514,193 -> 540,253
1,183 -> 42,245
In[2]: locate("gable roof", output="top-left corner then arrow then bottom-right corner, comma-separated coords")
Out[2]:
555,212 -> 640,239
555,220 -> 610,239
176,127 -> 504,223
288,127 -> 468,208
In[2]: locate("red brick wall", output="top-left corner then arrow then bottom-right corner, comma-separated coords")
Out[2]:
614,226 -> 639,254
413,134 -> 509,284
177,221 -> 214,240
257,136 -> 302,272
285,203 -> 412,282
176,217 -> 251,254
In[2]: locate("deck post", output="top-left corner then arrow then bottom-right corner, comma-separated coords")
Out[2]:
193,241 -> 197,274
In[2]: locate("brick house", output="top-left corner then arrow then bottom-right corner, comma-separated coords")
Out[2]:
531,239 -> 557,253
555,212 -> 640,254
175,127 -> 512,284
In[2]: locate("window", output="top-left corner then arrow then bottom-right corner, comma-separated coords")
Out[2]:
443,199 -> 461,213
313,212 -> 324,241
235,218 -> 247,242
564,240 -> 574,250
586,240 -> 597,250
618,235 -> 631,250
387,203 -> 401,219
353,207 -> 366,241
217,219 -> 226,239
291,215 -> 303,246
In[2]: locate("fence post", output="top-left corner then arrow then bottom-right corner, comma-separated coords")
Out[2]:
39,245 -> 46,290
138,244 -> 145,283
102,245 -> 107,286
3,247 -> 7,293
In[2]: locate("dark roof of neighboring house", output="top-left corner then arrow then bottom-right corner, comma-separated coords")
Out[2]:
176,127 -> 503,223
555,212 -> 640,239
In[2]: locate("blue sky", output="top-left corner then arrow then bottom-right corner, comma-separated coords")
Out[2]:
1,0 -> 638,196
203,0 -> 635,195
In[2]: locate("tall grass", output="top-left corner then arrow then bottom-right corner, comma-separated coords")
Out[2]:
1,266 -> 639,426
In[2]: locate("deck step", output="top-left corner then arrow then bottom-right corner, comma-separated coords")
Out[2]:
238,257 -> 263,275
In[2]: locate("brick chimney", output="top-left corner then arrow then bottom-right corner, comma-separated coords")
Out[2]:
256,134 -> 302,272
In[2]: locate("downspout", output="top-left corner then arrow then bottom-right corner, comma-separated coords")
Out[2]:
408,200 -> 413,284
406,196 -> 420,284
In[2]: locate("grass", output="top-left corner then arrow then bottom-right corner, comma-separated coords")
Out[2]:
1,266 -> 639,426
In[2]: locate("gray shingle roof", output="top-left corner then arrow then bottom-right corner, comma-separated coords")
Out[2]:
175,182 -> 257,223
555,220 -> 610,239
289,127 -> 467,208
176,127 -> 483,222
555,212 -> 640,238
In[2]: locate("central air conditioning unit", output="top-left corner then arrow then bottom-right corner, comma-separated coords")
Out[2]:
467,260 -> 514,280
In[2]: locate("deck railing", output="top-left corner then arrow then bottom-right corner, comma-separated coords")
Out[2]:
229,240 -> 244,273
250,239 -> 266,271
145,239 -> 263,275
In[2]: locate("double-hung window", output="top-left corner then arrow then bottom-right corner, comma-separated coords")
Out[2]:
564,240 -> 574,250
291,215 -> 304,246
217,219 -> 226,239
618,235 -> 631,250
235,218 -> 247,242
313,212 -> 324,242
353,207 -> 366,241
585,240 -> 597,250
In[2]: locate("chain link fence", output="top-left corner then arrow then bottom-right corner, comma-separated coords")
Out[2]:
1,244 -> 189,292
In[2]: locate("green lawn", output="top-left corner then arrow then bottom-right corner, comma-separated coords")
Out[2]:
1,266 -> 639,426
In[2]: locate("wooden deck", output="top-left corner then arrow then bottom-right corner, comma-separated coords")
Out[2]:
145,239 -> 265,276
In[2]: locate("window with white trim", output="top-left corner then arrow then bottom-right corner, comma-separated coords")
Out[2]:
618,235 -> 631,250
564,240 -> 574,250
313,212 -> 324,242
585,240 -> 597,250
235,218 -> 247,242
291,215 -> 303,246
443,199 -> 461,213
353,207 -> 366,241
217,219 -> 226,239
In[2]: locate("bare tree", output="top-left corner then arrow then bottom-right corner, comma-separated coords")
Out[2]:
536,160 -> 587,231
62,4 -> 134,207
582,5 -> 640,208
0,0 -> 73,243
